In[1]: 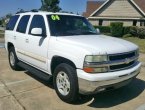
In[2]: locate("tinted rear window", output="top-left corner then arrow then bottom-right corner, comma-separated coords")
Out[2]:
16,15 -> 30,33
6,15 -> 20,30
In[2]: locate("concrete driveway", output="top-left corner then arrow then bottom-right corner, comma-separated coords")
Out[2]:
0,48 -> 145,110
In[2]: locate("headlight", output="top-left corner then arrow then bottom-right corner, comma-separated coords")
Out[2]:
85,55 -> 108,63
83,55 -> 108,73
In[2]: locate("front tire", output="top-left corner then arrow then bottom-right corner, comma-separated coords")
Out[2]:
8,47 -> 20,70
53,63 -> 78,103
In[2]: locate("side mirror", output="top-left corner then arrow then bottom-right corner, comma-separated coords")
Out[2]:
31,28 -> 43,36
96,28 -> 100,34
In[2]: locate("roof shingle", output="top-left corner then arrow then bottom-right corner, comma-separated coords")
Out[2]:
83,0 -> 145,18
133,0 -> 145,14
83,1 -> 104,17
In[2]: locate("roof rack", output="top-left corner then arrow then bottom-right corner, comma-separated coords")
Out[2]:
59,11 -> 74,14
16,9 -> 39,14
31,9 -> 39,12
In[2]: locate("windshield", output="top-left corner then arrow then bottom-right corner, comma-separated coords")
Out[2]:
47,15 -> 98,36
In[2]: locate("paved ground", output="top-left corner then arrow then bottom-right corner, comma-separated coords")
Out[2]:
0,47 -> 145,110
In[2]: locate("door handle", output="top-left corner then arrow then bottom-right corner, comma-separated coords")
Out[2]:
25,39 -> 29,43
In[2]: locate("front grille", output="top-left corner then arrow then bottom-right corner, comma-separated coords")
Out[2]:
109,51 -> 136,61
109,51 -> 137,71
110,61 -> 135,70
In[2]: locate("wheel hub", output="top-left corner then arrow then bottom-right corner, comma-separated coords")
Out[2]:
10,52 -> 15,66
56,71 -> 70,96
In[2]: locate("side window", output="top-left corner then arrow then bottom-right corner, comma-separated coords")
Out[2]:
16,15 -> 30,33
6,15 -> 20,30
29,15 -> 46,36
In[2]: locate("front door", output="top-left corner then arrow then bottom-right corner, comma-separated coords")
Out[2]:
23,15 -> 49,72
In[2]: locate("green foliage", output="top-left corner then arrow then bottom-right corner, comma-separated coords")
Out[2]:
123,26 -> 145,39
93,23 -> 145,39
123,26 -> 131,35
130,26 -> 138,36
0,13 -> 12,27
40,0 -> 61,12
123,34 -> 132,38
0,20 -> 2,25
110,22 -> 123,37
94,26 -> 110,33
5,13 -> 12,19
138,27 -> 145,39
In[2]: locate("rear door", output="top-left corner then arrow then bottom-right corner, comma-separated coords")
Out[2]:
15,15 -> 31,62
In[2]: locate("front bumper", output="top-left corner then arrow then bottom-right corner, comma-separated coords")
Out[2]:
77,62 -> 141,94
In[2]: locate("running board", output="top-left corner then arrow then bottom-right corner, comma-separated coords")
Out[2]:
18,62 -> 52,81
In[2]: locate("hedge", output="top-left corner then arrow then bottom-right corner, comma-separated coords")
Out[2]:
94,25 -> 145,39
137,27 -> 145,39
130,26 -> 138,36
123,26 -> 131,35
94,26 -> 110,33
110,22 -> 123,37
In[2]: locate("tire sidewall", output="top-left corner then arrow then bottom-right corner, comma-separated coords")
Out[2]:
53,63 -> 78,103
8,47 -> 19,70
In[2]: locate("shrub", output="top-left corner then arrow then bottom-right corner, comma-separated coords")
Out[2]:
104,33 -> 112,36
123,34 -> 132,38
130,26 -> 138,36
110,22 -> 123,37
123,26 -> 131,35
129,26 -> 145,39
94,26 -> 110,33
138,27 -> 145,39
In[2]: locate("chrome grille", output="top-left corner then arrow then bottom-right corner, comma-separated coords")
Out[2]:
108,51 -> 138,71
109,51 -> 136,61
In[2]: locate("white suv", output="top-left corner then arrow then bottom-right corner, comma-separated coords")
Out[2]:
5,11 -> 141,103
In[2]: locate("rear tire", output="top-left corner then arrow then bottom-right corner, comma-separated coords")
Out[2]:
8,47 -> 21,70
53,63 -> 79,103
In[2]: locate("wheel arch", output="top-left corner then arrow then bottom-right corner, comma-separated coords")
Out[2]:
7,42 -> 14,51
51,56 -> 77,75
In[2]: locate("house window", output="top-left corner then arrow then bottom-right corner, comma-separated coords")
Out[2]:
140,21 -> 144,26
140,21 -> 145,26
99,20 -> 103,26
133,20 -> 137,26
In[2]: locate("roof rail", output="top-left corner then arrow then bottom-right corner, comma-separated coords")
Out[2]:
31,9 -> 39,12
59,11 -> 74,14
16,9 -> 39,14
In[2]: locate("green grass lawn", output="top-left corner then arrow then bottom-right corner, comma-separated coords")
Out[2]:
123,37 -> 145,53
0,30 -> 4,33
0,30 -> 4,38
0,34 -> 4,38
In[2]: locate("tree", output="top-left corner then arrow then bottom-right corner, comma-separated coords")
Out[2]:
6,13 -> 12,19
0,13 -> 12,27
16,8 -> 25,14
0,19 -> 2,26
40,0 -> 61,12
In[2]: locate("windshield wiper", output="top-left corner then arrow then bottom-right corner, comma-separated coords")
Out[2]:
81,31 -> 97,35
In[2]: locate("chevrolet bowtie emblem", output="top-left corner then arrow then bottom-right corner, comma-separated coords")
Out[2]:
125,58 -> 130,64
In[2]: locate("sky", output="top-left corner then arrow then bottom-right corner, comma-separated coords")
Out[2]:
0,0 -> 90,17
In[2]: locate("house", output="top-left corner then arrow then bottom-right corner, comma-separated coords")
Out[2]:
83,0 -> 145,26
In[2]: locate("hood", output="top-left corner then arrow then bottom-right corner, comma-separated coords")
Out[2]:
56,35 -> 138,55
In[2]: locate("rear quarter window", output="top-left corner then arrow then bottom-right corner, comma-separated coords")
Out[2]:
6,15 -> 20,30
